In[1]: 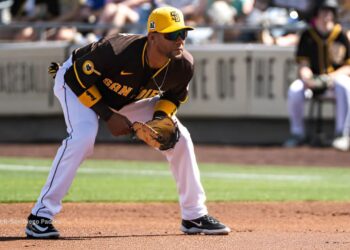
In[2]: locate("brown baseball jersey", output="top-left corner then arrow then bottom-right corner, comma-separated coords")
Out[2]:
296,23 -> 350,75
64,33 -> 193,117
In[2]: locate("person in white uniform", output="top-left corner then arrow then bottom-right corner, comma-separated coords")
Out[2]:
284,0 -> 350,151
25,6 -> 230,239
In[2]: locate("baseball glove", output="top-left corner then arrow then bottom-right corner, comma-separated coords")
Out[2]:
132,117 -> 180,150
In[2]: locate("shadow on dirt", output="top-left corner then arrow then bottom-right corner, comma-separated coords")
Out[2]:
0,233 -> 187,241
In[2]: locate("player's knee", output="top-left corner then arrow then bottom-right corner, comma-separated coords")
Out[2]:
70,123 -> 98,155
334,75 -> 350,89
288,80 -> 304,98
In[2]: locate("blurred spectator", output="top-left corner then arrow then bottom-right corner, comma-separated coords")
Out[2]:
284,0 -> 350,151
94,0 -> 152,38
206,0 -> 254,42
11,0 -> 60,22
339,0 -> 350,22
241,0 -> 302,45
45,0 -> 107,44
235,0 -> 269,42
271,0 -> 316,21
260,0 -> 317,46
53,0 -> 105,24
207,1 -> 236,27
10,0 -> 60,41
0,0 -> 13,24
157,0 -> 207,26
339,0 -> 350,40
259,8 -> 302,46
0,0 -> 14,40
155,0 -> 208,44
232,0 -> 255,18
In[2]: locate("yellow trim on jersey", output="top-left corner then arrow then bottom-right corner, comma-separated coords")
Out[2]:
152,59 -> 171,78
327,24 -> 342,43
180,95 -> 189,104
73,62 -> 87,89
78,85 -> 102,108
154,99 -> 177,117
327,66 -> 334,73
346,58 -> 350,65
94,69 -> 101,76
142,42 -> 147,67
309,28 -> 325,74
73,61 -> 101,88
142,41 -> 171,77
327,24 -> 342,72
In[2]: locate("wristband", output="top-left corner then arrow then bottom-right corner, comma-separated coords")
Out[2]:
154,99 -> 177,117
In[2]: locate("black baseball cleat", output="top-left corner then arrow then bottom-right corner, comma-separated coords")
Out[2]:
25,214 -> 60,239
180,214 -> 231,235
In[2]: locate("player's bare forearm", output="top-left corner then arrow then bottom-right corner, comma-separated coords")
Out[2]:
106,112 -> 132,136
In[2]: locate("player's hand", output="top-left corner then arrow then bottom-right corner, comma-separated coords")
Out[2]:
304,75 -> 330,89
313,74 -> 333,88
106,112 -> 132,136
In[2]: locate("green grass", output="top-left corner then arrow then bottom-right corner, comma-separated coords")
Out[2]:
0,157 -> 350,202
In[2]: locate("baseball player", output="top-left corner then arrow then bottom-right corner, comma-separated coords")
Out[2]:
25,6 -> 231,238
284,0 -> 350,151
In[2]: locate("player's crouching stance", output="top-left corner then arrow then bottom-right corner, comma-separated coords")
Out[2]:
25,7 -> 230,239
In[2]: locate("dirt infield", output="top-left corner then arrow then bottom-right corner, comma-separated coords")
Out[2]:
1,202 -> 350,249
1,143 -> 350,249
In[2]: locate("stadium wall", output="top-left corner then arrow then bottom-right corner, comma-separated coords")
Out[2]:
0,42 -> 335,144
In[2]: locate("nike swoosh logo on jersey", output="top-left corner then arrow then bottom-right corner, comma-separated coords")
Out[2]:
120,70 -> 133,75
190,221 -> 203,227
33,224 -> 49,232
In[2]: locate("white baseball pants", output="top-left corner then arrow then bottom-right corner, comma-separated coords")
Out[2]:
287,75 -> 350,137
31,56 -> 208,220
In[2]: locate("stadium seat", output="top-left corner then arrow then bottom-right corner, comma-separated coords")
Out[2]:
307,95 -> 335,147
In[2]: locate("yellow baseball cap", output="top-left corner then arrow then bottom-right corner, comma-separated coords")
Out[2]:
147,6 -> 194,33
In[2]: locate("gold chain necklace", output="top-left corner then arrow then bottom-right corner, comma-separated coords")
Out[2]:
145,53 -> 169,97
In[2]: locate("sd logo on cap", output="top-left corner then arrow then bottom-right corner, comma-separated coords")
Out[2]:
147,7 -> 194,33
